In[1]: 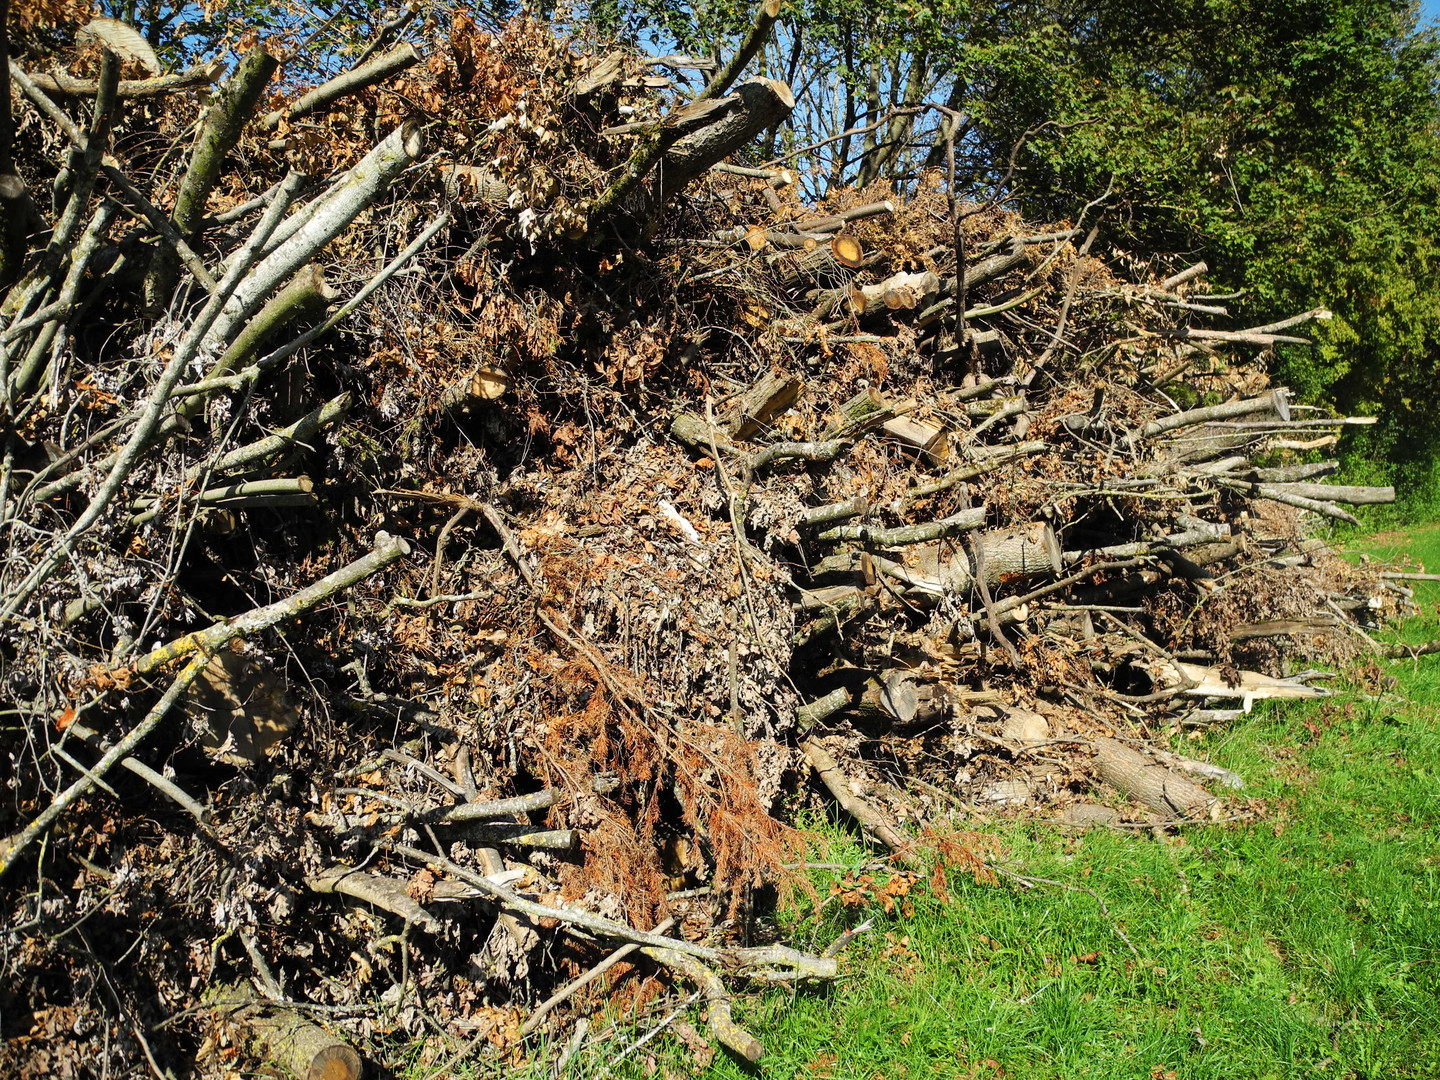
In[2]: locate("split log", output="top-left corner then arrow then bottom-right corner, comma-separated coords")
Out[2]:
1174,663 -> 1331,707
1230,616 -> 1344,641
882,415 -> 949,465
853,672 -> 920,724
1093,738 -> 1216,819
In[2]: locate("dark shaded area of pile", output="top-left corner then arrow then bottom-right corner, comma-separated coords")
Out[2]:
0,14 -> 1411,1078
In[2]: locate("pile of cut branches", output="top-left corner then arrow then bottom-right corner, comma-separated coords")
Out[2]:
0,6 -> 1417,1077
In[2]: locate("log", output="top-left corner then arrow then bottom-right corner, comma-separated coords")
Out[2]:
825,387 -> 898,439
817,507 -> 985,546
305,864 -> 443,933
144,45 -> 279,312
1260,482 -> 1394,505
850,270 -> 939,317
915,242 -> 1031,328
695,0 -> 783,103
1141,389 -> 1289,439
969,521 -> 1062,585
655,78 -> 796,204
209,985 -> 364,1080
792,201 -> 895,234
882,415 -> 949,465
671,411 -> 735,454
179,265 -> 336,419
258,44 -> 421,132
23,63 -> 218,98
796,687 -> 851,730
802,738 -> 916,864
721,369 -> 803,439
206,122 -> 424,352
771,234 -> 866,287
1216,478 -> 1359,525
853,672 -> 920,724
1243,460 -> 1339,483
797,497 -> 868,530
1093,738 -> 1215,819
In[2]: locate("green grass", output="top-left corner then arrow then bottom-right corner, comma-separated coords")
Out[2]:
568,526 -> 1440,1080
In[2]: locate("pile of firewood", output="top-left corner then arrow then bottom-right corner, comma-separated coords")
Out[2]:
0,7 -> 1422,1077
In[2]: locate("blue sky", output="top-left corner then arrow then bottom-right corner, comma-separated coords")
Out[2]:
1425,0 -> 1440,25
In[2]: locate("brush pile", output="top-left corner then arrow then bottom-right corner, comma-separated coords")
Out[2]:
0,7 -> 1415,1077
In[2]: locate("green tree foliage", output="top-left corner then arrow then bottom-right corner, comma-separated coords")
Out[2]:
597,0 -> 1440,496
978,0 -> 1440,489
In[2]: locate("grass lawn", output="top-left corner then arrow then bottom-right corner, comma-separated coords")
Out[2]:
571,526 -> 1440,1080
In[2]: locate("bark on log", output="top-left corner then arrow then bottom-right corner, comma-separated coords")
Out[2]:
802,738 -> 917,864
1217,478 -> 1359,525
209,985 -> 364,1080
655,78 -> 796,204
771,234 -> 865,287
144,46 -> 278,313
720,369 -> 803,439
306,863 -> 443,933
1093,738 -> 1216,819
851,270 -> 939,317
670,410 -> 736,454
1243,460 -> 1339,483
825,387 -> 898,439
258,44 -> 421,132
